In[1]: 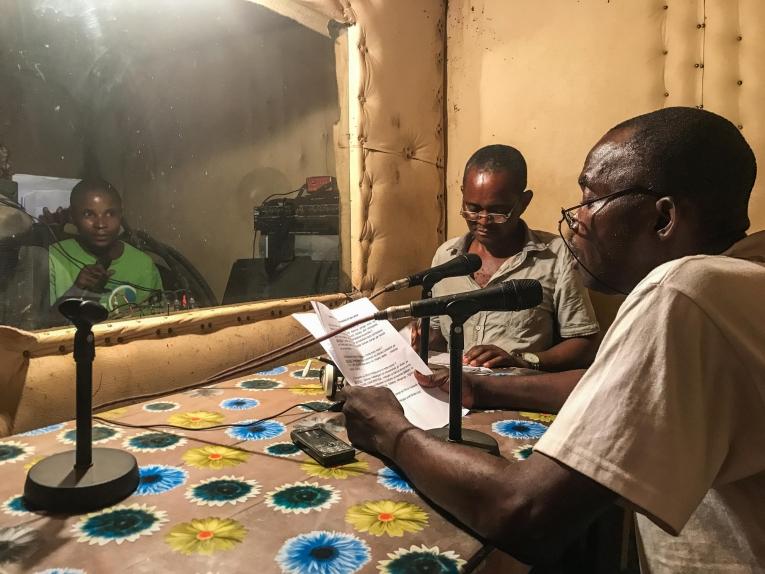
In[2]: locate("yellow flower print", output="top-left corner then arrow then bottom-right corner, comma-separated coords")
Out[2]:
182,445 -> 249,469
519,411 -> 556,423
289,383 -> 324,396
168,411 -> 224,429
23,456 -> 43,471
301,458 -> 369,479
346,500 -> 428,537
165,517 -> 246,555
98,407 -> 128,420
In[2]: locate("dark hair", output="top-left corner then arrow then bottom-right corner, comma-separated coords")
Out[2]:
70,178 -> 122,206
463,144 -> 527,192
611,107 -> 756,239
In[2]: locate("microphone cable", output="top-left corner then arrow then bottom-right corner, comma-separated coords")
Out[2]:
92,400 -> 343,433
93,313 -> 374,412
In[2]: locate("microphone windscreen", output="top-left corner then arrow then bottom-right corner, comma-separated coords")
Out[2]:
503,279 -> 543,311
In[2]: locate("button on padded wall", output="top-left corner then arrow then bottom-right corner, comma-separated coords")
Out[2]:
447,0 -> 765,240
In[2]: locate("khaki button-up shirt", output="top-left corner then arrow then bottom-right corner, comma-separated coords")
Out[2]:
430,225 -> 599,353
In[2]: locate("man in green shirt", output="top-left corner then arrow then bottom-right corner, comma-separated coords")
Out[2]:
48,179 -> 162,318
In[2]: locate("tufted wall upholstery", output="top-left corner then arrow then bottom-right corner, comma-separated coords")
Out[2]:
345,1 -> 446,305
447,0 -> 765,242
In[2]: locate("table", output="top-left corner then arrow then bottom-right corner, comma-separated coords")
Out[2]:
0,360 -> 554,573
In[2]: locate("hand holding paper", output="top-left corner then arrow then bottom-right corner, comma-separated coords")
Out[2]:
293,298 -> 467,430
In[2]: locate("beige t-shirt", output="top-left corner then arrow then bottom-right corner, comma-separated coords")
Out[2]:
430,224 -> 599,353
535,232 -> 765,573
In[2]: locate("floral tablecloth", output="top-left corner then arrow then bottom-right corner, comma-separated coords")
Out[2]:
0,361 -> 553,573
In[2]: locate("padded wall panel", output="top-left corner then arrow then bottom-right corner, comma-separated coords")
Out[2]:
447,0 -> 765,241
705,0 -> 765,229
348,0 -> 446,304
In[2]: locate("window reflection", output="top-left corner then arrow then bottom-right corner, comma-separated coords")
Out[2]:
0,0 -> 344,330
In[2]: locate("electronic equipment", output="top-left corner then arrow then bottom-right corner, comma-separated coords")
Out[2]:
253,176 -> 339,239
291,425 -> 355,467
223,176 -> 340,304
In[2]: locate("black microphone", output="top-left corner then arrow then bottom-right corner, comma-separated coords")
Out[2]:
381,253 -> 482,292
374,279 -> 543,321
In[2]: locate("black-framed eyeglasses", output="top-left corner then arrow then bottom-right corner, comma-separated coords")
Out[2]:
559,186 -> 660,230
460,198 -> 520,225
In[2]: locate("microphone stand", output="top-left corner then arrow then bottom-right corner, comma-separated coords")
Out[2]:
24,299 -> 139,513
418,273 -> 439,364
427,301 -> 500,455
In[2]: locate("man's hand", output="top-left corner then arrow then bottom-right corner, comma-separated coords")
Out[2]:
341,386 -> 412,457
409,320 -> 421,351
414,369 -> 477,409
463,344 -> 526,368
74,264 -> 113,292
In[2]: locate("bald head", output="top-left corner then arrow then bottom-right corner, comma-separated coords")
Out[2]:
70,178 -> 121,209
607,107 -> 756,243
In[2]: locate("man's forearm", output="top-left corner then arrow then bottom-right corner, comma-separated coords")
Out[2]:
377,422 -> 610,565
473,369 -> 586,413
534,334 -> 598,371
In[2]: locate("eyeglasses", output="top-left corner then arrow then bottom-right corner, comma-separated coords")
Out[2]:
460,201 -> 519,225
559,186 -> 660,230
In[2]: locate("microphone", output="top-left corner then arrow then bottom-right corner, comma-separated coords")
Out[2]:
381,253 -> 482,292
374,279 -> 543,321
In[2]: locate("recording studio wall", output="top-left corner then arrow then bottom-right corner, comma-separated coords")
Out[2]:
446,0 -> 765,249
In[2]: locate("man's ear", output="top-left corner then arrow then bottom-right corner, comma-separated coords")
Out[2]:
654,197 -> 677,239
521,189 -> 533,210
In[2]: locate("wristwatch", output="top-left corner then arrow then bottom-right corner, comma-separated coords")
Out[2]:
513,351 -> 541,370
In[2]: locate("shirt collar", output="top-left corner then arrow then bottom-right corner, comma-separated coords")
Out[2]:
722,230 -> 765,263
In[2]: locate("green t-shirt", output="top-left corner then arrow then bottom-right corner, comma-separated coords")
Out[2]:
49,238 -> 163,310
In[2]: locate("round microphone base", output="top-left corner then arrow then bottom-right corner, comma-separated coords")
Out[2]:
24,448 -> 139,514
427,427 -> 500,456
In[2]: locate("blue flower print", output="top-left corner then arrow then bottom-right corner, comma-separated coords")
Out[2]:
266,442 -> 302,457
226,419 -> 285,441
143,401 -> 179,412
0,441 -> 34,465
220,397 -> 260,411
72,504 -> 167,544
256,366 -> 288,376
276,530 -> 370,574
512,444 -> 535,461
2,494 -> 31,516
136,465 -> 187,495
124,432 -> 186,453
185,476 -> 260,506
378,544 -> 466,574
19,423 -> 65,437
492,419 -> 548,440
266,482 -> 340,514
377,466 -> 414,494
59,425 -> 121,445
238,378 -> 282,391
291,369 -> 322,380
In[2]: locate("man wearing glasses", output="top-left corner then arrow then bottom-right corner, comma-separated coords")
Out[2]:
342,107 -> 765,571
418,144 -> 600,371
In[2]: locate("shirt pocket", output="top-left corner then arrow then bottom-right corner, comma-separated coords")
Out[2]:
499,306 -> 554,350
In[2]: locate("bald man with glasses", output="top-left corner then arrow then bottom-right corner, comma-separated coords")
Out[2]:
415,144 -> 600,372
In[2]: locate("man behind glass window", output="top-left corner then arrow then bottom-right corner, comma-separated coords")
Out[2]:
414,145 -> 600,371
48,179 -> 162,316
